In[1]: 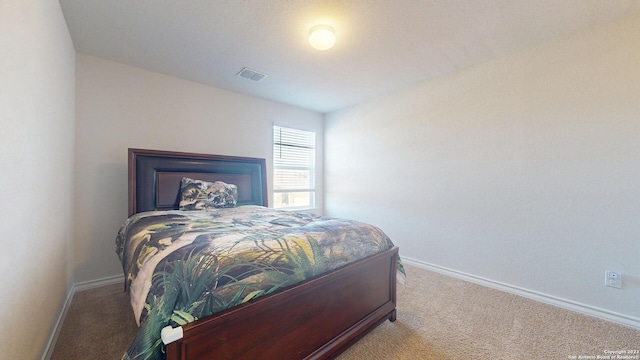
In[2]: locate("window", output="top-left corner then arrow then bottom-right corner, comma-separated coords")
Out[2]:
273,125 -> 316,209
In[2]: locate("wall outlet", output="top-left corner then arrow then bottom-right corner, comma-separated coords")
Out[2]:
605,270 -> 622,289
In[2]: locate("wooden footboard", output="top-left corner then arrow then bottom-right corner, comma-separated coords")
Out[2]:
165,246 -> 399,360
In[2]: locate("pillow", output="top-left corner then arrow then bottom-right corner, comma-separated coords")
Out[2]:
178,177 -> 238,210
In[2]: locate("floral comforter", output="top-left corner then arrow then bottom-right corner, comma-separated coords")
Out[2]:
116,205 -> 400,359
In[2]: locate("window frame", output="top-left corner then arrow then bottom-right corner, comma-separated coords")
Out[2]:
272,125 -> 316,211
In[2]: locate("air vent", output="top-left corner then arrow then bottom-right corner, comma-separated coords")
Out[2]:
237,67 -> 268,82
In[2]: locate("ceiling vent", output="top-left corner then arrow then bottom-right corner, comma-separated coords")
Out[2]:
237,67 -> 268,82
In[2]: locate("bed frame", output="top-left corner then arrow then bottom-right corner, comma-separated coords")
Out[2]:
128,148 -> 398,359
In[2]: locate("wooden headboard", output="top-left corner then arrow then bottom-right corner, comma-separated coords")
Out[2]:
128,148 -> 268,217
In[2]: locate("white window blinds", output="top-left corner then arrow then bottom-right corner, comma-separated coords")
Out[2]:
273,125 -> 316,209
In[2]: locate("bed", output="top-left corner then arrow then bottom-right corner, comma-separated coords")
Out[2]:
118,148 -> 401,360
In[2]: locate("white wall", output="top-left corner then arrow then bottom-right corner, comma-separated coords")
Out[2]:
0,0 -> 76,358
74,54 -> 323,283
325,14 -> 640,325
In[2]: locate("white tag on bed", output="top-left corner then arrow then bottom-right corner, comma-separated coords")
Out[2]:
161,325 -> 184,345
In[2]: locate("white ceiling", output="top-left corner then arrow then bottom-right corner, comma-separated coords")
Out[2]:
59,0 -> 640,114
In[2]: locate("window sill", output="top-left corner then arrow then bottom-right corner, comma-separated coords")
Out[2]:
274,207 -> 319,214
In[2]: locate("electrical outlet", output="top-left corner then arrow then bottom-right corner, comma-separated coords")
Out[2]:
605,270 -> 622,289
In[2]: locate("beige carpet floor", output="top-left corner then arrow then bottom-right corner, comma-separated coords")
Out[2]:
51,265 -> 639,359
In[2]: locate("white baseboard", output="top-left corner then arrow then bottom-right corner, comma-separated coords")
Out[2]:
40,285 -> 75,360
401,257 -> 640,331
73,274 -> 124,292
41,274 -> 124,360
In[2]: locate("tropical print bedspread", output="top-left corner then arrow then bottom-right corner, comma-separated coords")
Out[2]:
116,205 -> 400,360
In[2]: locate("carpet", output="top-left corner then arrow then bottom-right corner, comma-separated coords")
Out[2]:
51,265 -> 640,359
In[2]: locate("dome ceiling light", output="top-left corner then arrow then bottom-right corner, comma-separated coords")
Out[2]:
308,24 -> 336,51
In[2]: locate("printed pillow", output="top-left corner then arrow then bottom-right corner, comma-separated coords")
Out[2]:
178,177 -> 238,210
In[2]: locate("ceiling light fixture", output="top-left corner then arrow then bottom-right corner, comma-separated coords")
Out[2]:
308,24 -> 336,51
